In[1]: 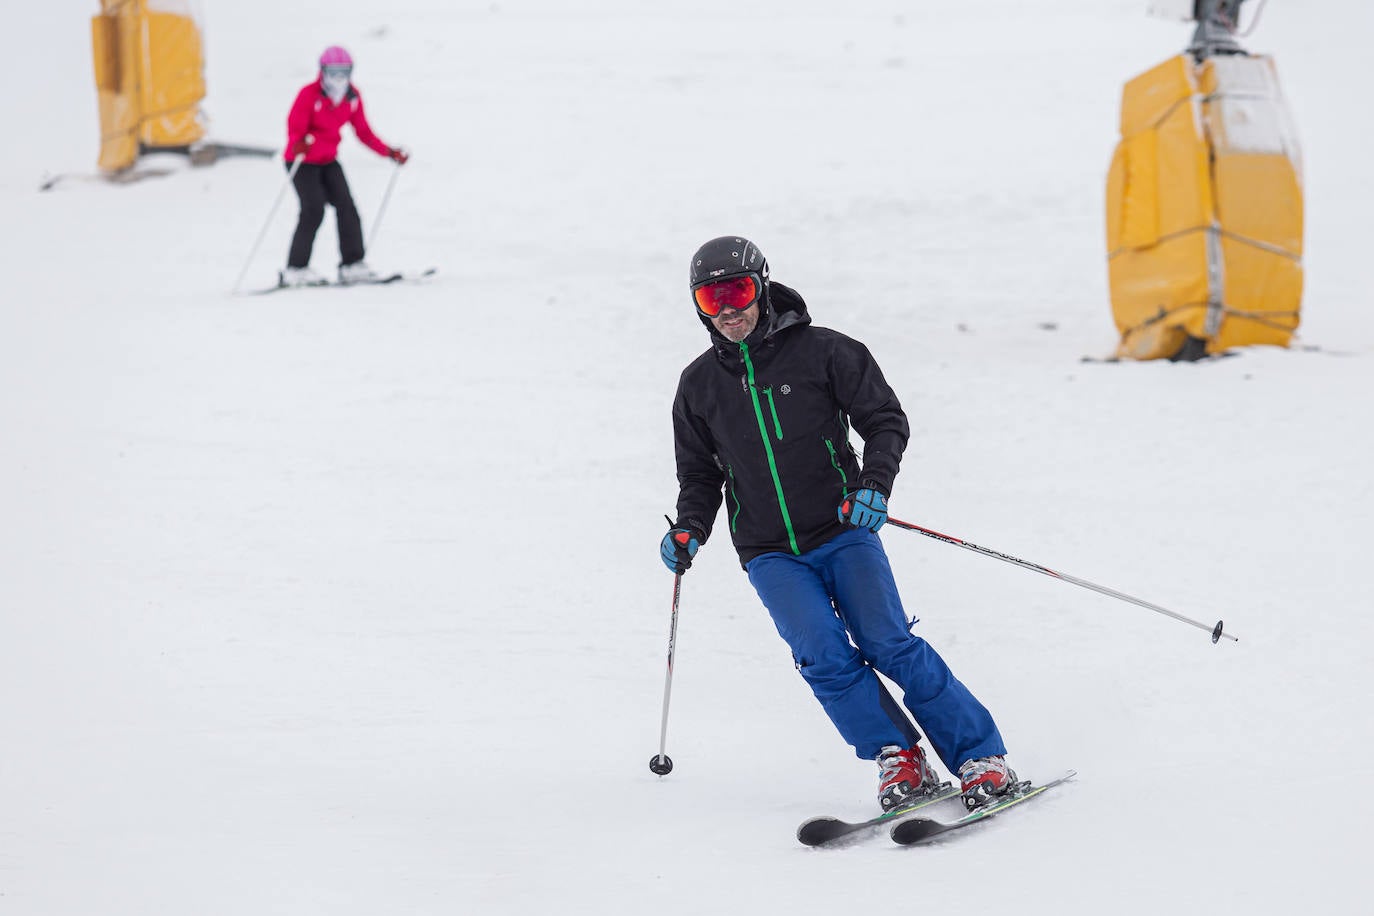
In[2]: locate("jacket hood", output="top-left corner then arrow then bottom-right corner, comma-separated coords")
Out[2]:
702,281 -> 811,360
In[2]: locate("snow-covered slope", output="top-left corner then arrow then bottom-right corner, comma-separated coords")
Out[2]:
2,2 -> 1371,914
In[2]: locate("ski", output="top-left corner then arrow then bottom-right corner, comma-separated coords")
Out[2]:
244,267 -> 437,296
344,267 -> 437,286
797,782 -> 960,847
39,167 -> 176,192
246,279 -> 327,295
889,770 -> 1076,846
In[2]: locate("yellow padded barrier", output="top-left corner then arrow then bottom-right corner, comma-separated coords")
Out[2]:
1106,53 -> 1303,359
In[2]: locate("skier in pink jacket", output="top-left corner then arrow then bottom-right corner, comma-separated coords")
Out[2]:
280,46 -> 408,287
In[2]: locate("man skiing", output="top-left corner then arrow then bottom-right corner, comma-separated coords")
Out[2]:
662,236 -> 1015,812
280,45 -> 408,288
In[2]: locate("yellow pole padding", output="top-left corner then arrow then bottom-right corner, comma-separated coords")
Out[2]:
91,0 -> 205,174
1105,53 -> 1303,359
137,6 -> 206,148
92,4 -> 141,172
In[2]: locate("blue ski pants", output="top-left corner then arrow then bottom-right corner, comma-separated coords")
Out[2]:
746,526 -> 1006,768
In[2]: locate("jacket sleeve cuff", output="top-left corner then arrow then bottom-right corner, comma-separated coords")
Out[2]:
675,517 -> 710,545
857,478 -> 890,498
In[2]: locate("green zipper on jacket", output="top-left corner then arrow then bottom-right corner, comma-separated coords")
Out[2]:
824,437 -> 850,499
740,342 -> 800,554
762,388 -> 783,440
726,464 -> 742,533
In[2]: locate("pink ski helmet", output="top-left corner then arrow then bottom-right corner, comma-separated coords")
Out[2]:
319,46 -> 353,69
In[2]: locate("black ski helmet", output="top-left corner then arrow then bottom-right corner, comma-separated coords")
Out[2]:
689,236 -> 768,290
689,236 -> 770,330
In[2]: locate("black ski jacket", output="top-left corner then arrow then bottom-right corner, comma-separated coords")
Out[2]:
671,282 -> 910,567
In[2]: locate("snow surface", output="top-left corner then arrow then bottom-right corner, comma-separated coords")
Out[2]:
3,1 -> 1372,914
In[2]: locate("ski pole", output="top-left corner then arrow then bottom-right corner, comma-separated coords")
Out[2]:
649,573 -> 682,776
365,160 -> 402,258
886,517 -> 1237,644
231,153 -> 304,294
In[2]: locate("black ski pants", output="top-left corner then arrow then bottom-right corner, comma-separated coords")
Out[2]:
287,161 -> 365,268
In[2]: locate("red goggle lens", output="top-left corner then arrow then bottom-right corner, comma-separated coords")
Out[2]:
693,276 -> 759,317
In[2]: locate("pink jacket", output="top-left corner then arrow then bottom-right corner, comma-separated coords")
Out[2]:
284,80 -> 391,164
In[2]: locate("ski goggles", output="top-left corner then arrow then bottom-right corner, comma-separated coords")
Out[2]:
321,64 -> 353,77
692,274 -> 762,318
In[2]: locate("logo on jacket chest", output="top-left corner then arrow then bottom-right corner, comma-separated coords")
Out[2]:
739,375 -> 792,395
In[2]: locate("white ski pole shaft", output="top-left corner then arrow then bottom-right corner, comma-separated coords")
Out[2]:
231,154 -> 304,294
365,161 -> 402,257
649,573 -> 682,776
887,517 -> 1238,644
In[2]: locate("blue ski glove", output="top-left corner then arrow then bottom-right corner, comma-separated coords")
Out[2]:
660,527 -> 700,574
840,488 -> 888,532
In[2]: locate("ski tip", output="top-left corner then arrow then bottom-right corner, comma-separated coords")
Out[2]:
240,284 -> 285,296
796,817 -> 841,847
1030,769 -> 1077,788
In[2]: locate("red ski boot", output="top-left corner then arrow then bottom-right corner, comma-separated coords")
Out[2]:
958,755 -> 1017,810
877,744 -> 940,812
